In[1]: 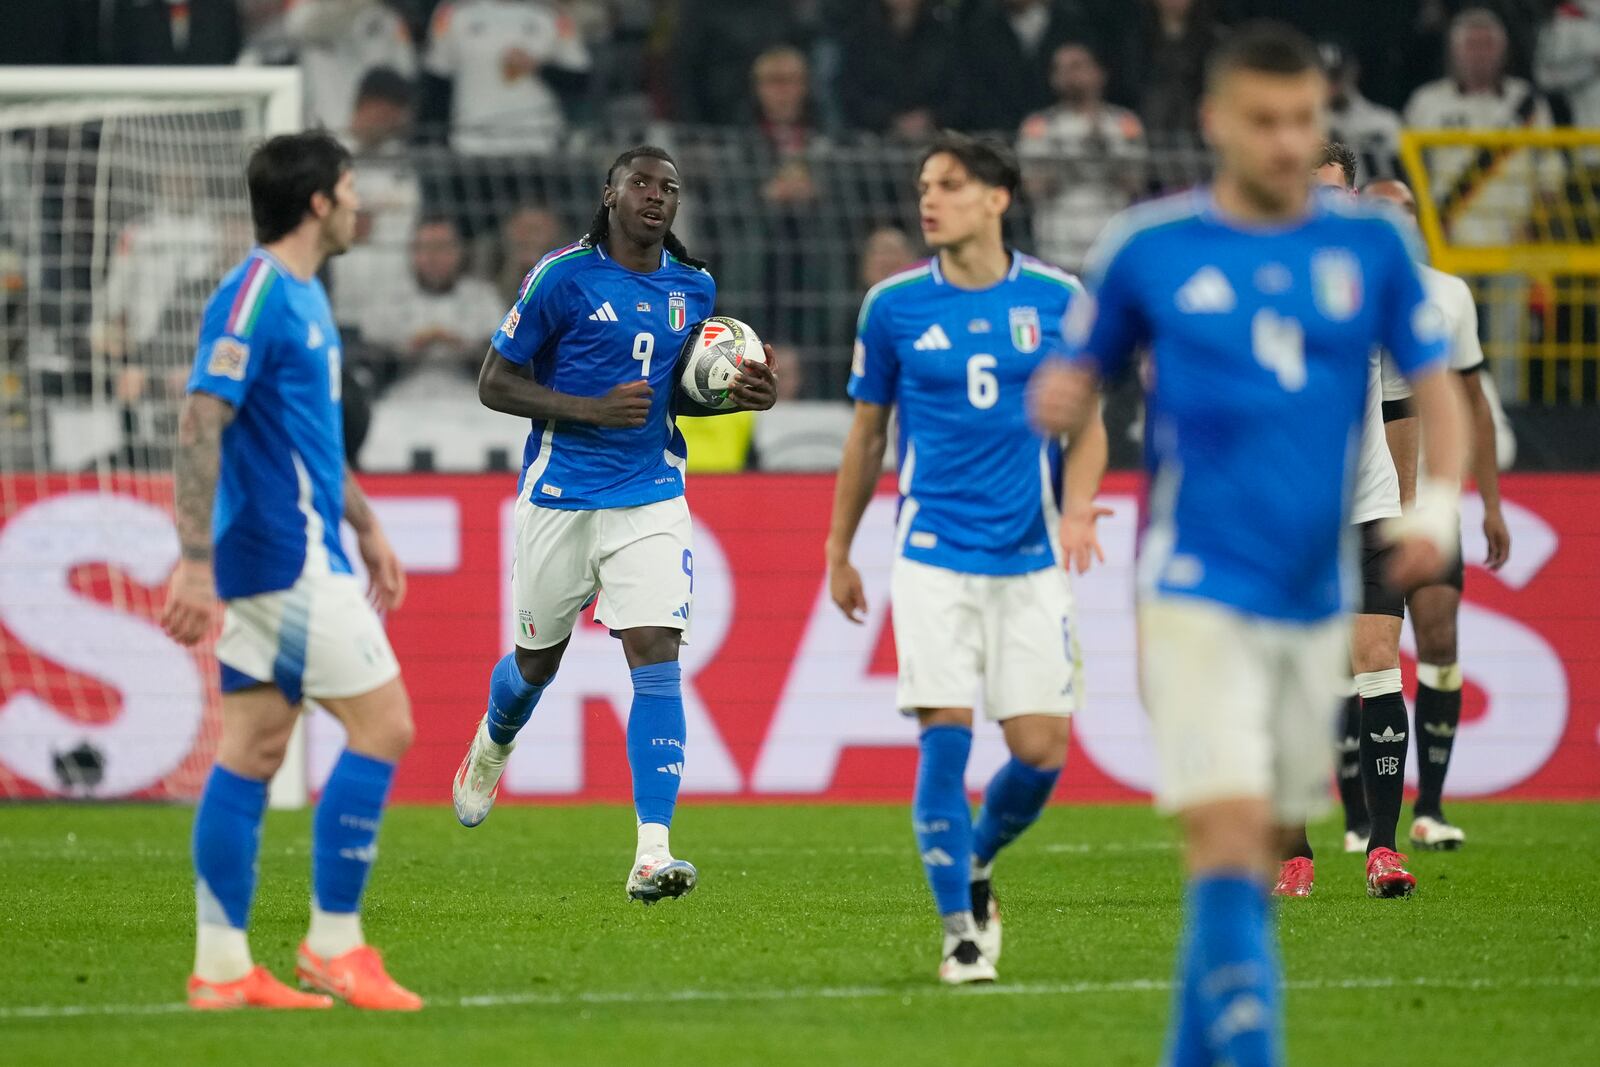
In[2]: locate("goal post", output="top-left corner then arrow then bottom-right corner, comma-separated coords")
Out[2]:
0,67 -> 311,809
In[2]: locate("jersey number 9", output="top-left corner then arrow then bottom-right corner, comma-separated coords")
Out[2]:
633,332 -> 654,377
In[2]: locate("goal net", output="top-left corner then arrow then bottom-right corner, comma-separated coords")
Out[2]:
0,68 -> 299,804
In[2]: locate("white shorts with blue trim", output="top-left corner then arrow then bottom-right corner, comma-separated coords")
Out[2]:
1137,595 -> 1346,823
890,556 -> 1082,720
511,494 -> 695,651
216,570 -> 400,704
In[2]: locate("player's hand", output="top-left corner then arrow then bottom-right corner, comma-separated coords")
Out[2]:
1483,506 -> 1511,570
729,347 -> 778,411
161,559 -> 220,647
1059,501 -> 1112,574
1387,535 -> 1447,592
828,559 -> 869,624
358,525 -> 407,613
588,380 -> 653,428
1028,359 -> 1094,436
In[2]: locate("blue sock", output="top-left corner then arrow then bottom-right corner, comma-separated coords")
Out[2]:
486,652 -> 550,746
312,751 -> 396,914
1164,920 -> 1215,1067
913,725 -> 974,917
972,757 -> 1060,867
193,765 -> 269,929
1176,873 -> 1282,1067
627,661 -> 685,828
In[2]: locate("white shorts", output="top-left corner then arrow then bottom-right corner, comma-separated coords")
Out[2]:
890,557 -> 1082,720
1137,596 -> 1346,824
217,570 -> 400,704
511,495 -> 694,650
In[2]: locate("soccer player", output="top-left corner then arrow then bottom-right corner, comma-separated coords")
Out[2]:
1273,143 -> 1421,900
825,132 -> 1109,985
1363,178 -> 1512,851
450,146 -> 777,903
162,131 -> 421,1011
1029,24 -> 1467,1066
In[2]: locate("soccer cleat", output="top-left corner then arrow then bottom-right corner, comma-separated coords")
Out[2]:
627,854 -> 698,904
1410,814 -> 1466,851
970,879 -> 1002,963
939,936 -> 997,985
1271,857 -> 1314,898
452,717 -> 511,828
296,943 -> 423,1011
1365,847 -> 1418,899
187,966 -> 333,1011
1343,827 -> 1370,853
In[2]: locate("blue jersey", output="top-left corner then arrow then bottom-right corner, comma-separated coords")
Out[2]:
187,250 -> 351,600
1064,190 -> 1448,621
850,252 -> 1083,576
492,241 -> 717,509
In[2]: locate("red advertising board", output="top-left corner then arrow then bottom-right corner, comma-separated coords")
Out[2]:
1,473 -> 1595,802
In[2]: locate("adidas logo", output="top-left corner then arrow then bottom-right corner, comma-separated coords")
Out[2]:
587,301 -> 619,322
672,603 -> 690,620
1175,266 -> 1236,314
1423,721 -> 1457,738
1369,726 -> 1407,743
912,324 -> 952,350
658,762 -> 684,777
920,847 -> 955,867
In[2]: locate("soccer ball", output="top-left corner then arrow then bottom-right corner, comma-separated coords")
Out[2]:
678,316 -> 765,411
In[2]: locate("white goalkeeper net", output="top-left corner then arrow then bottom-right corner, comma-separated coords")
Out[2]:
0,69 -> 298,801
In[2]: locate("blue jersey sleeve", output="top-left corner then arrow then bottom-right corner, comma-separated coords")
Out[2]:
187,275 -> 272,408
847,289 -> 898,405
1063,230 -> 1145,380
1374,221 -> 1449,380
492,262 -> 571,366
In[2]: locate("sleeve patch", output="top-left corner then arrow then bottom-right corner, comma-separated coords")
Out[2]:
851,338 -> 866,378
500,308 -> 520,337
206,337 -> 250,380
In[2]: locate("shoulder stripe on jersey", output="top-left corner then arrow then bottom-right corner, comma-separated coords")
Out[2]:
517,242 -> 594,307
1081,190 -> 1204,282
856,262 -> 933,332
226,256 -> 277,337
1019,259 -> 1085,293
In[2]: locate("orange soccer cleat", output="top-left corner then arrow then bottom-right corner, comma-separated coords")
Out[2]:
296,942 -> 423,1011
188,966 -> 335,1011
1272,857 -> 1315,898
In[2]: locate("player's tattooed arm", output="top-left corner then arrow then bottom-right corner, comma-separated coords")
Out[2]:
172,392 -> 235,563
478,349 -> 650,428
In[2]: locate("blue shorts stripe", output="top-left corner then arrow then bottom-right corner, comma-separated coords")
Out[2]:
219,662 -> 264,693
271,589 -> 311,705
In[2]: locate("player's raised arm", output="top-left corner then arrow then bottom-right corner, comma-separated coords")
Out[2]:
162,392 -> 235,645
825,399 -> 892,624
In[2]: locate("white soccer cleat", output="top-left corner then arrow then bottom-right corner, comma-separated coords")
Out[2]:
970,879 -> 1002,964
452,717 -> 512,828
1410,814 -> 1466,851
627,854 -> 697,904
939,935 -> 997,986
1344,829 -> 1370,853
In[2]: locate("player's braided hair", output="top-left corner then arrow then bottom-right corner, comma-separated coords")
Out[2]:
583,145 -> 706,270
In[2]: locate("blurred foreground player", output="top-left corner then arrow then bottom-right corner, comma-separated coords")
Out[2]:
827,133 -> 1108,984
1030,24 -> 1466,1065
162,131 -> 421,1011
1274,144 -> 1420,900
1362,178 -> 1512,851
450,146 -> 776,902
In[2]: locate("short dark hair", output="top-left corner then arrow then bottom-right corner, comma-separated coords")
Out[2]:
918,131 -> 1021,199
1206,21 -> 1323,94
246,130 -> 352,244
1316,140 -> 1358,189
354,66 -> 414,109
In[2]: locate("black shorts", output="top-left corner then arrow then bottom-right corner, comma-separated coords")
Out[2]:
1358,520 -> 1406,618
1420,534 -> 1466,593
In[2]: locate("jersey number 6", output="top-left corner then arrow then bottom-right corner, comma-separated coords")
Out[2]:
632,332 -> 654,377
967,353 -> 999,410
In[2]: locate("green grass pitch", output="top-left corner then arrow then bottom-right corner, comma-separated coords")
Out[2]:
2,801 -> 1597,1066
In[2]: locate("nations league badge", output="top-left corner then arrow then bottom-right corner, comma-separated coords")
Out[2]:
1010,306 -> 1041,353
668,293 -> 687,332
1312,249 -> 1363,322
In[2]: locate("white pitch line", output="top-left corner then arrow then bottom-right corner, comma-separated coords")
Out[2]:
4,975 -> 1597,1022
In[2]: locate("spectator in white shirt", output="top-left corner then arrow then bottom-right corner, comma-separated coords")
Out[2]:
1536,0 -> 1600,130
424,0 -> 591,155
1322,42 -> 1403,173
1017,41 -> 1145,272
331,69 -> 422,327
279,0 -> 418,132
358,215 -> 506,391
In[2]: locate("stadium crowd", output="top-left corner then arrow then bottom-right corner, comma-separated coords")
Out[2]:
2,0 -> 1595,470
